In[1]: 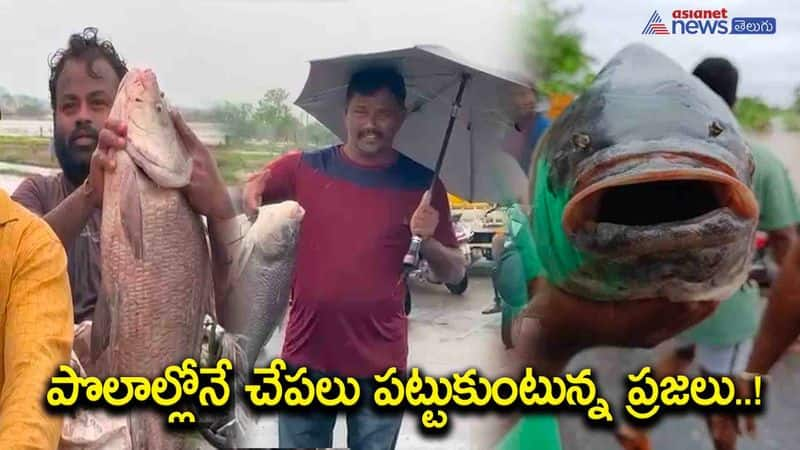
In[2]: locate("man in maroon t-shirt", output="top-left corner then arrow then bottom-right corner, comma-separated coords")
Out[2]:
244,66 -> 466,449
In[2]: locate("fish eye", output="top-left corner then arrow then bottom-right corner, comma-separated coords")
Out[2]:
571,133 -> 591,150
156,104 -> 163,113
134,98 -> 143,103
708,120 -> 724,137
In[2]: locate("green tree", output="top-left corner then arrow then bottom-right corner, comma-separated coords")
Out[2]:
793,85 -> 800,113
254,88 -> 300,141
302,121 -> 338,147
254,89 -> 291,123
213,102 -> 259,143
517,0 -> 595,96
15,95 -> 49,117
734,96 -> 773,132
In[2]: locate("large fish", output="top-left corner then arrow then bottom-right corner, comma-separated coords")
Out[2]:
196,200 -> 302,449
222,200 -> 303,373
91,68 -> 214,449
528,43 -> 759,302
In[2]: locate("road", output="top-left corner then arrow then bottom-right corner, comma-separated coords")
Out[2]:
242,269 -> 512,450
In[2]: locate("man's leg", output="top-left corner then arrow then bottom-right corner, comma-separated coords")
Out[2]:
346,379 -> 403,450
278,407 -> 337,448
615,344 -> 696,450
696,339 -> 754,450
483,232 -> 507,314
278,366 -> 338,447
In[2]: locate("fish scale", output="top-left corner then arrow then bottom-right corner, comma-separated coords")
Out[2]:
94,68 -> 215,449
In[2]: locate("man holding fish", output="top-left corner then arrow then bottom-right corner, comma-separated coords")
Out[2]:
12,27 -> 238,344
241,65 -> 467,449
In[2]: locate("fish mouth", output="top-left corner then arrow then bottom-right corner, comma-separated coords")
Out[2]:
290,204 -> 306,221
563,153 -> 758,258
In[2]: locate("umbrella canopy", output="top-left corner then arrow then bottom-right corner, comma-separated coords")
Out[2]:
295,45 -> 532,204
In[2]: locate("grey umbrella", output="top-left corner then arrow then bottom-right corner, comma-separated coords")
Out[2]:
295,44 -> 532,268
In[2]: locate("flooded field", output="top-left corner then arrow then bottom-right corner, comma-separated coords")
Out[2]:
0,119 -> 226,145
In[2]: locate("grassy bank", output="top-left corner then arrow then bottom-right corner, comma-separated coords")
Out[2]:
0,136 -> 57,168
0,135 -> 285,184
0,167 -> 39,178
779,110 -> 800,132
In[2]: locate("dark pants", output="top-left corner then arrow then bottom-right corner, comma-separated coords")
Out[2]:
278,369 -> 403,450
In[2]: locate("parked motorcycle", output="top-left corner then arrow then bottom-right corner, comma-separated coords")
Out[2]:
405,214 -> 474,314
467,205 -> 508,263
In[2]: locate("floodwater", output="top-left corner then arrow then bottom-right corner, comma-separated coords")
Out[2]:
0,119 -> 226,145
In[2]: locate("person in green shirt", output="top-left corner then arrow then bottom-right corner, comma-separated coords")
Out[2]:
615,58 -> 800,450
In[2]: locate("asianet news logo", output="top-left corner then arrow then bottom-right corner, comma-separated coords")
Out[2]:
642,9 -> 776,35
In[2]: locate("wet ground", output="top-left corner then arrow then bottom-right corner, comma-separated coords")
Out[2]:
243,271 -> 513,450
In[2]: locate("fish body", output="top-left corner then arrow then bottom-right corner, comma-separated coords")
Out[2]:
529,43 -> 758,302
223,201 -> 304,371
92,68 -> 214,449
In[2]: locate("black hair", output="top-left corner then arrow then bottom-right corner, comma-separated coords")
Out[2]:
48,27 -> 128,110
692,57 -> 738,108
346,66 -> 406,108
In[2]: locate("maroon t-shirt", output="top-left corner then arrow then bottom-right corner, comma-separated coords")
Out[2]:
261,146 -> 457,377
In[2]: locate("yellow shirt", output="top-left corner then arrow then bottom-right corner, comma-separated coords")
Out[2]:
0,189 -> 73,449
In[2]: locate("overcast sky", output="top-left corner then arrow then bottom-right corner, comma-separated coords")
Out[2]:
536,0 -> 799,107
0,0 -> 520,109
1,0 -> 796,108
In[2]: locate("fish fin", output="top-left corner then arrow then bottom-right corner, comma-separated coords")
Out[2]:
120,169 -> 144,260
90,291 -> 113,363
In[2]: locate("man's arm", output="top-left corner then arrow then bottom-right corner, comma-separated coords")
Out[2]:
242,151 -> 300,214
421,238 -> 466,284
414,182 -> 465,285
39,183 -> 97,249
214,152 -> 300,321
0,218 -> 74,448
11,175 -> 97,250
767,226 -> 796,266
12,123 -> 123,250
746,239 -> 800,375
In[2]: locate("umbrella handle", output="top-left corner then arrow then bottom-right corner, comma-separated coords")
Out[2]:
404,73 -> 471,275
403,235 -> 424,271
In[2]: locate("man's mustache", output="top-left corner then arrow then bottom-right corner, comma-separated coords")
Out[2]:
358,129 -> 383,140
69,125 -> 99,146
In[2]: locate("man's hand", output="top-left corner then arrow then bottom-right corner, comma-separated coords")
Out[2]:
86,119 -> 128,208
511,281 -> 720,374
243,166 -> 270,215
411,190 -> 439,238
712,376 -> 759,443
171,110 -> 234,220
